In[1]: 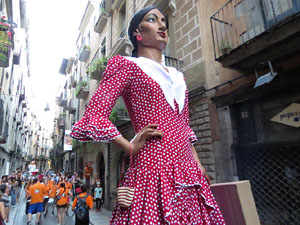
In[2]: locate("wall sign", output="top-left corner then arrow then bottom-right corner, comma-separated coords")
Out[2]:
271,103 -> 300,128
64,130 -> 72,151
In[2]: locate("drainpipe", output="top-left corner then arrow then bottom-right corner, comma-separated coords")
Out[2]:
110,14 -> 113,53
107,143 -> 111,209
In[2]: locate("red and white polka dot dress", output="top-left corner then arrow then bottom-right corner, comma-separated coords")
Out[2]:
71,55 -> 225,224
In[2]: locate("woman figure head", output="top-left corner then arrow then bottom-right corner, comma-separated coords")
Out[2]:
128,6 -> 168,57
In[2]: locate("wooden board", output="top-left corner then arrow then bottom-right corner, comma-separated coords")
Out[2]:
210,180 -> 260,225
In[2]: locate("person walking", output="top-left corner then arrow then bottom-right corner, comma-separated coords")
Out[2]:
72,184 -> 93,225
16,172 -> 23,203
56,182 -> 71,225
64,177 -> 72,216
43,178 -> 51,216
27,178 -> 45,225
9,177 -> 17,208
0,184 -> 9,224
0,190 -> 7,225
71,5 -> 225,224
84,163 -> 93,191
48,180 -> 58,216
24,178 -> 34,215
94,182 -> 103,212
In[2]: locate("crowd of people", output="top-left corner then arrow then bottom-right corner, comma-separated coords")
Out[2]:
0,168 -> 103,225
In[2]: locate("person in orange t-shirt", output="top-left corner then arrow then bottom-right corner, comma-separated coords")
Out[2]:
48,180 -> 58,215
56,182 -> 71,225
27,178 -> 45,225
43,178 -> 51,216
64,177 -> 73,215
72,184 -> 93,225
84,163 -> 93,190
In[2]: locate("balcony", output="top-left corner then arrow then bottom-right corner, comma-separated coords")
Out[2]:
109,99 -> 130,127
78,45 -> 91,62
94,1 -> 109,34
58,118 -> 65,129
22,100 -> 26,108
210,0 -> 300,70
75,79 -> 89,99
109,28 -> 133,58
88,57 -> 107,81
68,99 -> 77,114
58,97 -> 67,108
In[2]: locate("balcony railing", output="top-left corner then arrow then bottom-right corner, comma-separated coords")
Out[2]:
211,0 -> 300,62
109,28 -> 133,57
164,56 -> 184,71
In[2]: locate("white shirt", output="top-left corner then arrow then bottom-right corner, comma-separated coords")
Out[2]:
125,56 -> 186,113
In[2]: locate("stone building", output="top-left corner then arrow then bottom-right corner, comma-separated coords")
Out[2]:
200,0 -> 300,224
0,0 -> 39,175
60,1 -> 300,221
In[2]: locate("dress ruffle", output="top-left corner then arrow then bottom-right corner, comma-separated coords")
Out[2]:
70,116 -> 121,142
111,160 -> 225,225
188,127 -> 198,144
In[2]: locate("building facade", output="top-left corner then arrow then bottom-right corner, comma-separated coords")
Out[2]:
0,0 -> 49,176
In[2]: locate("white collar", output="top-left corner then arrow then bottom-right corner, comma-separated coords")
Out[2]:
125,56 -> 186,113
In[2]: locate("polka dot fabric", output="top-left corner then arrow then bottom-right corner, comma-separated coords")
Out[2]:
71,55 -> 225,224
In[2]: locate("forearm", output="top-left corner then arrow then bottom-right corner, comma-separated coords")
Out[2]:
191,145 -> 206,173
112,136 -> 130,155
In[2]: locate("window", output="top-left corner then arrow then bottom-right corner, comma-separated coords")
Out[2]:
101,37 -> 106,57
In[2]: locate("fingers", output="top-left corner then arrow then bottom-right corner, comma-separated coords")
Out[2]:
142,128 -> 164,139
142,124 -> 160,131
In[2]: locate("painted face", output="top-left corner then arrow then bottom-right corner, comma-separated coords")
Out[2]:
137,9 -> 168,51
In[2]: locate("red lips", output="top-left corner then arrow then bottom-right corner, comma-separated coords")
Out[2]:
158,32 -> 166,38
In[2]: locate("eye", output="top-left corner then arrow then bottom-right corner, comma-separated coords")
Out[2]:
146,17 -> 156,23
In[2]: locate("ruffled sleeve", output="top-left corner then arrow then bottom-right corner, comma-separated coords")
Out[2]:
183,89 -> 197,144
71,55 -> 132,142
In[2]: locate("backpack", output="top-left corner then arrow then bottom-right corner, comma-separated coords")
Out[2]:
75,194 -> 89,220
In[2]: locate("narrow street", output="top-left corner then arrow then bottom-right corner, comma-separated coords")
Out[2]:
8,190 -> 112,225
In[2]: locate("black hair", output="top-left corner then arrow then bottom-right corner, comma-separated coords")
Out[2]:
81,184 -> 87,192
128,5 -> 166,57
60,182 -> 66,192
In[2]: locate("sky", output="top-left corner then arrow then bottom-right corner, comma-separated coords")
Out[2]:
26,0 -> 86,131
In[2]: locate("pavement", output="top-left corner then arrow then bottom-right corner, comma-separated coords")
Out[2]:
8,189 -> 112,225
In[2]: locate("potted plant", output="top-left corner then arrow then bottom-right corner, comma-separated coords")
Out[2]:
0,16 -> 12,67
79,45 -> 91,62
75,80 -> 89,99
88,57 -> 107,81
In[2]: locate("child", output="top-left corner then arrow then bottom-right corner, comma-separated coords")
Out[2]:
94,182 -> 103,212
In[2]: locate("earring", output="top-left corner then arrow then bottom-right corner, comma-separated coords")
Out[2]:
136,34 -> 142,41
